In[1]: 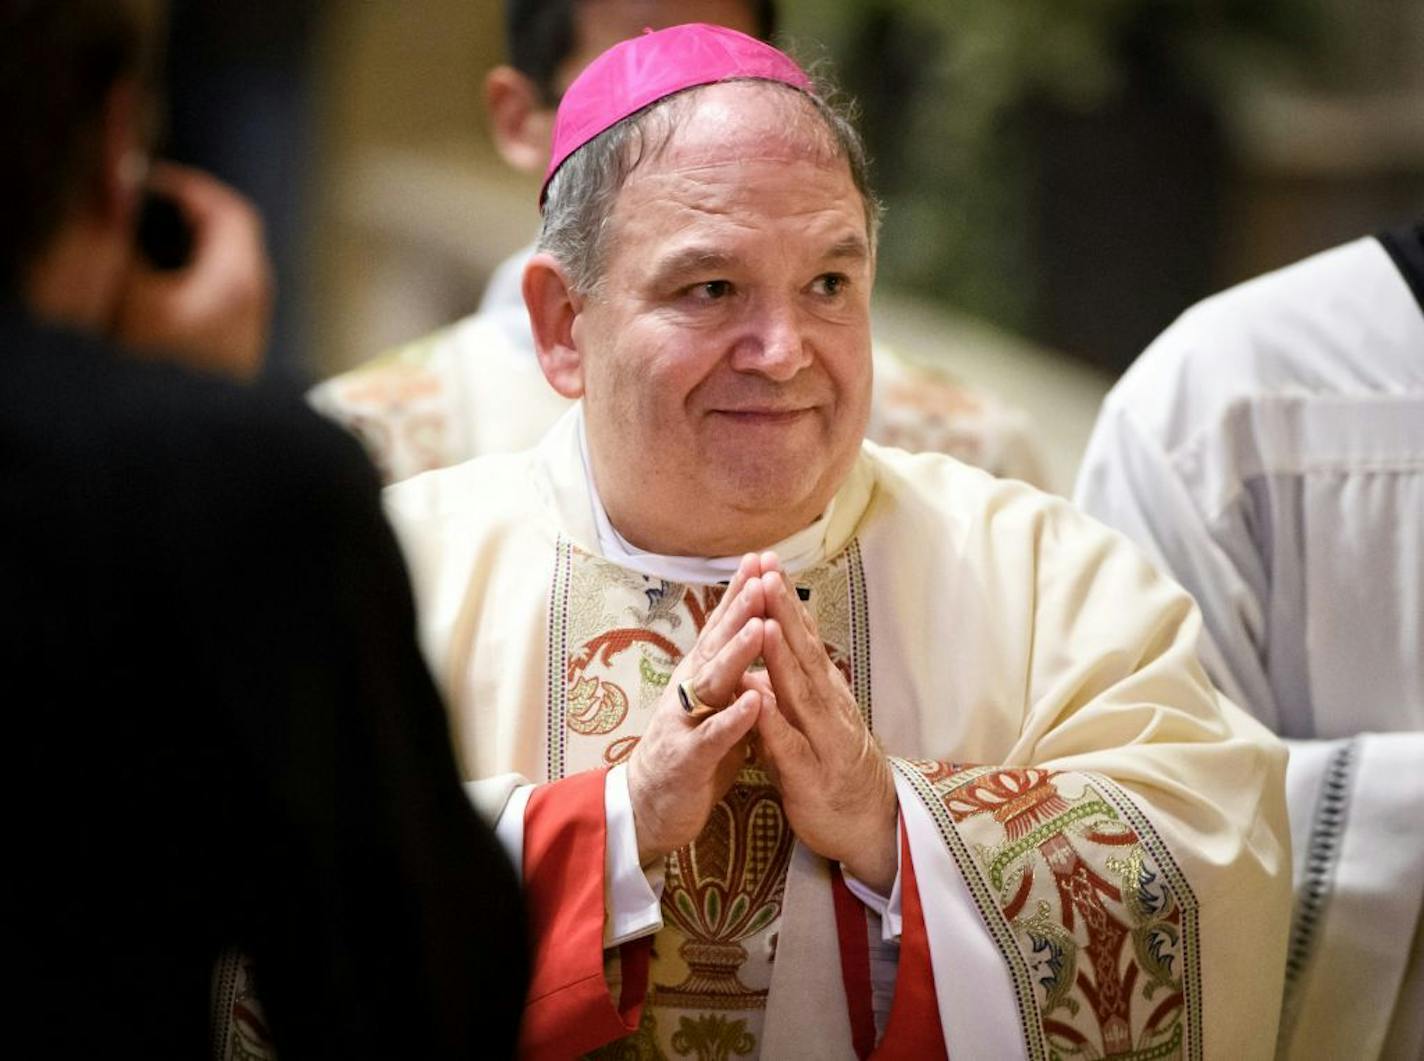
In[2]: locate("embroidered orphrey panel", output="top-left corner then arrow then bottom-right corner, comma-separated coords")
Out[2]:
894,759 -> 1202,1061
547,540 -> 872,1060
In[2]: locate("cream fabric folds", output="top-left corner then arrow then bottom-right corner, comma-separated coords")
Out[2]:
386,407 -> 1290,1057
1075,237 -> 1424,738
758,786 -> 1030,1060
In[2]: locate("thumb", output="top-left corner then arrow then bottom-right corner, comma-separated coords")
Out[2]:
693,688 -> 761,763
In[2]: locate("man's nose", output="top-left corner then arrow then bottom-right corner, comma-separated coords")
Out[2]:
731,300 -> 813,381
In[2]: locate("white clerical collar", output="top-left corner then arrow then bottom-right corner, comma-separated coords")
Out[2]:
576,408 -> 829,582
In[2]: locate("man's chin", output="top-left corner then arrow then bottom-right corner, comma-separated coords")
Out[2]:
706,470 -> 831,534
690,430 -> 857,541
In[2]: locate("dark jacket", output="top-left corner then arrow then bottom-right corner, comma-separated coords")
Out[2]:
2,309 -> 527,1058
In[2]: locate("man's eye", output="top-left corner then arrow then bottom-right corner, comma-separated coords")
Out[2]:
698,280 -> 733,300
812,273 -> 848,297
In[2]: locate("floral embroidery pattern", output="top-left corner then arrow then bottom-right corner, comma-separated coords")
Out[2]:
895,761 -> 1200,1061
313,352 -> 454,484
671,1014 -> 757,1060
548,543 -> 870,780
550,543 -> 873,1059
566,674 -> 630,736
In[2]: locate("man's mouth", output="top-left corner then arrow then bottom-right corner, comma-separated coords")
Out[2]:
710,407 -> 813,424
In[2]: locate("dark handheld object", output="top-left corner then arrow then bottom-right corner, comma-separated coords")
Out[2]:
136,190 -> 193,270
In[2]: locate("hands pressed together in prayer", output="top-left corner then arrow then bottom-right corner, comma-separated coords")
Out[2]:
626,552 -> 899,894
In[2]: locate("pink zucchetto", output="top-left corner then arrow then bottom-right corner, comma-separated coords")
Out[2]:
540,22 -> 813,207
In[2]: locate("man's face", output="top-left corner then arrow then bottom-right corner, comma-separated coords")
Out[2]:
574,83 -> 874,555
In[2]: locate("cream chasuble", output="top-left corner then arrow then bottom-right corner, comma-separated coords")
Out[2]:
386,408 -> 1291,1059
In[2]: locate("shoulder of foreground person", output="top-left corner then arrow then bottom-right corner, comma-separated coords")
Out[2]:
6,313 -> 381,505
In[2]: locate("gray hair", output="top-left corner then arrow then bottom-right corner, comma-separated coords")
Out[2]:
538,77 -> 882,296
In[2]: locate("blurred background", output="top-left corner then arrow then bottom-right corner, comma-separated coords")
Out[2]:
164,0 -> 1424,492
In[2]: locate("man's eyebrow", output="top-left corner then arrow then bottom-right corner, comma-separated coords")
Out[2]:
823,234 -> 870,264
646,235 -> 869,286
647,247 -> 740,285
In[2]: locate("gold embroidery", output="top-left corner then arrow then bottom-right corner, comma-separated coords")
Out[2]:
670,1014 -> 757,1060
659,775 -> 793,1010
556,546 -> 871,1058
896,761 -> 1199,1060
567,675 -> 629,735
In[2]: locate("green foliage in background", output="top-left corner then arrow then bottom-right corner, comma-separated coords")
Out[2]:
783,0 -> 1321,330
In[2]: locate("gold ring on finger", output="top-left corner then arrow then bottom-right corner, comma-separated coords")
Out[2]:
678,677 -> 718,721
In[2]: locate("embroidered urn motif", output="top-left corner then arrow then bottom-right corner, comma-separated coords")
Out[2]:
659,772 -> 794,1009
945,767 -> 1074,841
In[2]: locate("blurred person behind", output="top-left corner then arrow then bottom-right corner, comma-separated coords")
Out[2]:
0,1 -> 527,1056
1075,224 -> 1424,1059
309,0 -> 1046,488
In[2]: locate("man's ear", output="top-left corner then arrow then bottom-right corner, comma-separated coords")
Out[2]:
524,252 -> 586,399
485,65 -> 556,175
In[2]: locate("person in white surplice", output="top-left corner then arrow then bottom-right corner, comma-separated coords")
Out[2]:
1075,223 -> 1424,1060
387,23 -> 1293,1059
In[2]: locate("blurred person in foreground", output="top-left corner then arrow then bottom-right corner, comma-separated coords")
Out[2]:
309,0 -> 1045,489
1076,223 -> 1424,1060
386,23 -> 1290,1058
0,2 -> 526,1056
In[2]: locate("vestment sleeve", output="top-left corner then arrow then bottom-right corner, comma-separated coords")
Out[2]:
1075,365 -> 1424,1057
517,767 -> 656,1059
884,498 -> 1291,1060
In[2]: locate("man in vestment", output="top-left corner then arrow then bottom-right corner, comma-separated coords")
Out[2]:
388,24 -> 1291,1058
310,0 -> 1046,489
3,2 -> 526,1055
1076,224 -> 1424,1059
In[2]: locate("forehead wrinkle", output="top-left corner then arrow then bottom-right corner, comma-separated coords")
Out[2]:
615,89 -> 858,222
649,132 -> 844,179
624,158 -> 859,221
601,92 -> 869,285
615,191 -> 867,287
